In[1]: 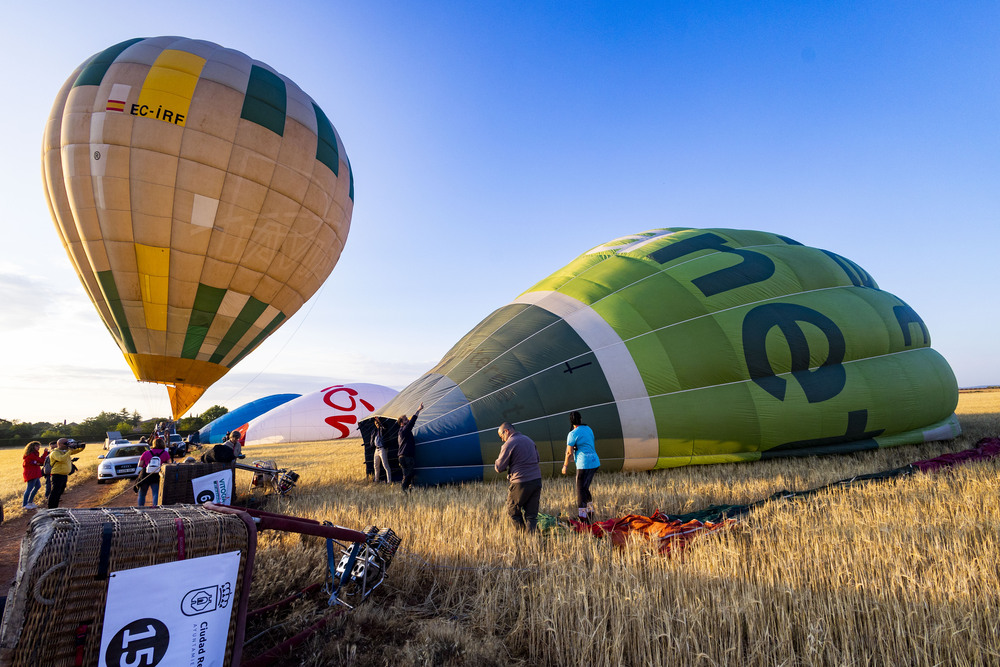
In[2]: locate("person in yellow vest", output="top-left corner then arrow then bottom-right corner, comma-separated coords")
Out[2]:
47,437 -> 85,508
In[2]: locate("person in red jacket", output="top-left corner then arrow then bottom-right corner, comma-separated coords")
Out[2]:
22,441 -> 48,509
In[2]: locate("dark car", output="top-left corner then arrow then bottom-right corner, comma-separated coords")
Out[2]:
167,434 -> 187,458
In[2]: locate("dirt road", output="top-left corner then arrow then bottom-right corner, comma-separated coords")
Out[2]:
0,479 -> 139,589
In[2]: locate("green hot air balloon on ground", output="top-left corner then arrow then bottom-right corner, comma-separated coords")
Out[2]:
369,228 -> 961,485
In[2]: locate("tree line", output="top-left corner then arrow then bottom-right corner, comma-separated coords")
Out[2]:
0,405 -> 230,447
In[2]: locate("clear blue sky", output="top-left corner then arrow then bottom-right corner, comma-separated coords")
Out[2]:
1,2 -> 997,423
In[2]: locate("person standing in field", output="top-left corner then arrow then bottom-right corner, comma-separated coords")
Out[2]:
21,441 -> 48,509
561,410 -> 600,522
371,416 -> 392,483
494,422 -> 543,532
47,438 -> 85,509
135,437 -> 171,507
42,441 -> 55,500
396,403 -> 424,492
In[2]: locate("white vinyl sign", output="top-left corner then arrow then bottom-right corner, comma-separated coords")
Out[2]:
191,470 -> 233,505
98,550 -> 241,667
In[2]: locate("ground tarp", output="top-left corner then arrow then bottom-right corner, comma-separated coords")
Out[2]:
541,437 -> 1000,554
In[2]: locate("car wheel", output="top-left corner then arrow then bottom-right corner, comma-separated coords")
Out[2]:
98,479 -> 106,484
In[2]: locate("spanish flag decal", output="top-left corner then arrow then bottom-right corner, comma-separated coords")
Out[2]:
105,83 -> 130,112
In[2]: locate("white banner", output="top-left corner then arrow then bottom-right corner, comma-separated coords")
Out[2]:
98,550 -> 241,667
191,470 -> 233,505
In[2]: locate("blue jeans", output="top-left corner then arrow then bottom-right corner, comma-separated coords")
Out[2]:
138,480 -> 160,507
23,478 -> 41,506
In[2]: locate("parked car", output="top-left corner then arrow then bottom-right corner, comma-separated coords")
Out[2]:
96,444 -> 149,483
167,434 -> 187,458
104,430 -> 130,450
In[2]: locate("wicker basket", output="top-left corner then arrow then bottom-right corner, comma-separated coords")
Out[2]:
0,505 -> 253,667
159,461 -> 236,506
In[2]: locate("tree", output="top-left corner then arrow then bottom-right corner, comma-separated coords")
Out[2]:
178,416 -> 203,432
138,418 -> 169,434
81,410 -> 133,435
0,419 -> 37,441
39,427 -> 68,440
200,405 -> 229,423
113,421 -> 135,435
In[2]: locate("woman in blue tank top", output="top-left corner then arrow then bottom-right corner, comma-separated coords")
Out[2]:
561,411 -> 600,522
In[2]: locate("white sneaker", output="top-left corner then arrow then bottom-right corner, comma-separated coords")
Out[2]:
24,503 -> 38,509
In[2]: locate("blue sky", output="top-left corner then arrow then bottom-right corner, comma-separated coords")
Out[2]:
1,2 -> 996,423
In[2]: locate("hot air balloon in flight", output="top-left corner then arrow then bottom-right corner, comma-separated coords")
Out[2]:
43,37 -> 354,417
367,228 -> 961,486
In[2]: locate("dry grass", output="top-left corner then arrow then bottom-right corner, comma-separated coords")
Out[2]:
3,390 -> 998,665
237,390 -> 1000,666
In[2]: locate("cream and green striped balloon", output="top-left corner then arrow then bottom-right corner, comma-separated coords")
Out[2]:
43,37 -> 354,416
372,228 -> 961,485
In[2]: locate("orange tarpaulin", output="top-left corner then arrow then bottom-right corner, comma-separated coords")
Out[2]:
566,512 -> 735,555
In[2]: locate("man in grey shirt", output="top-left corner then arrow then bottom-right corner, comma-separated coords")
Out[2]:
494,422 -> 543,532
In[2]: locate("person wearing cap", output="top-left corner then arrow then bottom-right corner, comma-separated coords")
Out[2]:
494,422 -> 543,532
47,437 -> 85,509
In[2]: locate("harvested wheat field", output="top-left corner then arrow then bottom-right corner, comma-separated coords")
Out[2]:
219,388 -> 998,666
1,390 -> 997,666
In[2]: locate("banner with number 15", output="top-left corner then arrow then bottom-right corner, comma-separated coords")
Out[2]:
98,550 -> 241,667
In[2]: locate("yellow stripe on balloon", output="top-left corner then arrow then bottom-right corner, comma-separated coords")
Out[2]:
135,243 -> 169,331
134,49 -> 207,127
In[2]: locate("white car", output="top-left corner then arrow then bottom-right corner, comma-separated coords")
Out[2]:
104,438 -> 131,450
97,444 -> 149,483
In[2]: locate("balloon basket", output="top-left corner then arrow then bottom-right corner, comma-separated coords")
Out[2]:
0,505 -> 400,666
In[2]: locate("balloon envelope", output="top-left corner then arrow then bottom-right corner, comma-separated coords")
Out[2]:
244,383 -> 399,445
198,393 -> 300,444
44,37 -> 355,416
372,228 -> 961,485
